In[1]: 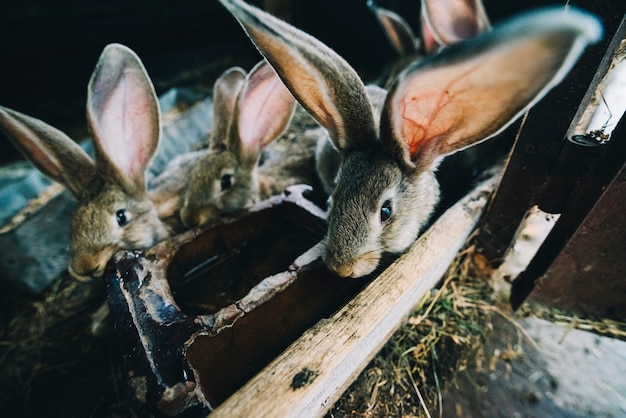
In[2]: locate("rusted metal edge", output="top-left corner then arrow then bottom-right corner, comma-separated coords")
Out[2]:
509,15 -> 626,309
474,1 -> 625,265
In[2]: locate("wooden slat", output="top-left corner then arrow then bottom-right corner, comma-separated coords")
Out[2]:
210,173 -> 499,417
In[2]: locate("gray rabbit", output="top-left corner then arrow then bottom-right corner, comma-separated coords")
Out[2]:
219,0 -> 601,278
180,60 -> 322,228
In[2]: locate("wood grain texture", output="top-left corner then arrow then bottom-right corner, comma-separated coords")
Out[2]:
210,172 -> 499,417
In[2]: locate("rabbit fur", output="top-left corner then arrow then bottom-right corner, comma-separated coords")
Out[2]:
0,44 -> 176,281
180,60 -> 322,228
219,0 -> 602,278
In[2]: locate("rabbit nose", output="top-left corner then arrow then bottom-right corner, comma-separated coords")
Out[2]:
69,257 -> 105,281
181,210 -> 199,229
182,207 -> 216,229
325,258 -> 357,278
181,206 -> 204,229
323,252 -> 348,277
68,264 -> 99,282
325,255 -> 378,278
332,264 -> 356,278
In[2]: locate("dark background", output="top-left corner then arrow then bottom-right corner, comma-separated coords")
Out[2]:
0,0 -> 559,165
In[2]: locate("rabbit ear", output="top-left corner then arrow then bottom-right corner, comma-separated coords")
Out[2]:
210,66 -> 246,149
0,106 -> 99,198
233,60 -> 295,164
367,0 -> 418,56
419,12 -> 439,54
87,43 -> 160,197
421,0 -> 490,52
219,0 -> 378,154
380,7 -> 602,172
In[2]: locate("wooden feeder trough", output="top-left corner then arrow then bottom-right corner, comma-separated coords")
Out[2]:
104,170 -> 498,417
104,185 -> 366,415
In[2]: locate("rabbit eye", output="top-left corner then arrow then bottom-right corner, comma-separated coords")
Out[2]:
220,174 -> 233,191
116,209 -> 129,227
380,200 -> 393,223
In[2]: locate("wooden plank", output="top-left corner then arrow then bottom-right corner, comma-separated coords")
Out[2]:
210,172 -> 499,417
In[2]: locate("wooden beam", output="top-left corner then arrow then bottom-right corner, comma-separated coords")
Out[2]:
210,172 -> 499,417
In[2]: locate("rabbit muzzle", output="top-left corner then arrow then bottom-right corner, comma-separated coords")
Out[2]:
68,252 -> 111,281
180,204 -> 219,229
323,251 -> 381,278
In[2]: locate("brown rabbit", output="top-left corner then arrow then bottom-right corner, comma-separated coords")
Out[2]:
369,0 -> 490,54
219,0 -> 601,278
0,44 -> 171,281
369,0 -> 491,86
180,60 -> 321,228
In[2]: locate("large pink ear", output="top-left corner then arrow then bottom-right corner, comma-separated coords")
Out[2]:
0,106 -> 99,199
234,60 -> 295,164
87,43 -> 160,196
380,7 -> 602,172
368,0 -> 418,56
219,0 -> 377,154
210,66 -> 246,149
421,0 -> 491,52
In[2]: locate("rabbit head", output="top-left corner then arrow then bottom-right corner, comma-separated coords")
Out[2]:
368,0 -> 490,57
219,0 -> 601,278
180,60 -> 295,228
0,44 -> 168,281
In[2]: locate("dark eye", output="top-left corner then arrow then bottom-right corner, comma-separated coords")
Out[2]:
220,174 -> 233,191
116,209 -> 128,226
380,199 -> 393,223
